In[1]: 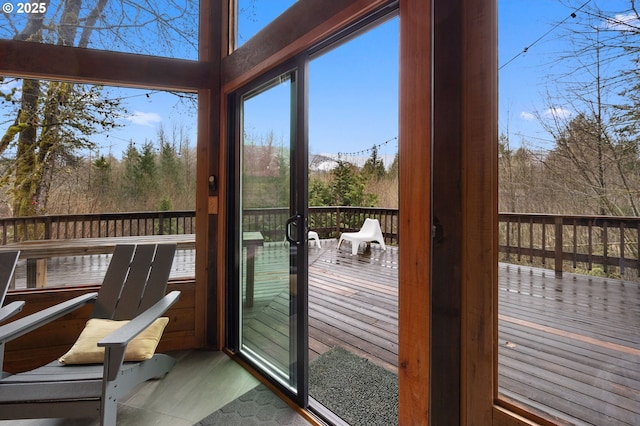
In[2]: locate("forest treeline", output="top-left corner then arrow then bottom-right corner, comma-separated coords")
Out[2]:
1,118 -> 640,218
499,114 -> 640,217
0,126 -> 197,216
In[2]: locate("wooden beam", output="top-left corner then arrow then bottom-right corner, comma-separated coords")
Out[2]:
0,39 -> 209,91
221,0 -> 390,91
398,0 -> 431,424
197,0 -> 226,349
431,0 -> 463,423
460,0 -> 498,424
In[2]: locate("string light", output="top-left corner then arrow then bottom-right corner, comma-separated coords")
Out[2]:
336,136 -> 398,158
499,0 -> 590,71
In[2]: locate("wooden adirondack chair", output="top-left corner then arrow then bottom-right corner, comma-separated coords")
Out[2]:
0,243 -> 180,426
0,251 -> 23,325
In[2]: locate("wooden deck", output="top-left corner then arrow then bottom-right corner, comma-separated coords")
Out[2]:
497,265 -> 640,425
308,239 -> 398,369
10,239 -> 639,425
308,240 -> 638,425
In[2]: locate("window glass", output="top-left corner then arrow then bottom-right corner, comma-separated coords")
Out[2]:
0,77 -> 197,288
0,1 -> 199,59
498,1 -> 640,424
236,0 -> 296,47
308,16 -> 399,421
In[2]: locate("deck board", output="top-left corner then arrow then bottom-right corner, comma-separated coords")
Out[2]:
14,238 -> 640,425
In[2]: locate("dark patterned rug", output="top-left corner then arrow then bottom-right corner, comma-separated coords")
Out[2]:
193,383 -> 309,425
194,347 -> 397,425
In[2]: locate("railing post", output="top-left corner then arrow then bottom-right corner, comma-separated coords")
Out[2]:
505,216 -> 510,261
336,206 -> 341,238
602,221 -> 608,274
620,222 -> 625,276
158,213 -> 165,235
555,217 -> 563,277
44,216 -> 51,240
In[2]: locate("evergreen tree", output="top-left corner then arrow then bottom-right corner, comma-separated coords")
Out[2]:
331,161 -> 377,207
309,178 -> 332,206
121,141 -> 142,202
158,139 -> 182,211
387,153 -> 399,179
362,145 -> 386,181
137,141 -> 158,207
92,155 -> 112,196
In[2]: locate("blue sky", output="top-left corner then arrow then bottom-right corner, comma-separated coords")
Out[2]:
498,0 -> 637,149
2,1 -> 637,159
242,14 -> 399,165
223,0 -> 640,159
499,0 -> 586,148
107,3 -> 399,162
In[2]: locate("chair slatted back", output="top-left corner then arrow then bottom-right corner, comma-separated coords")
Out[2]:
0,252 -> 19,305
112,244 -> 157,320
91,244 -> 176,321
91,245 -> 136,319
138,244 -> 176,313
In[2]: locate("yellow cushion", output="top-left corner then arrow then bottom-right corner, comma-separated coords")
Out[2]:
59,317 -> 169,365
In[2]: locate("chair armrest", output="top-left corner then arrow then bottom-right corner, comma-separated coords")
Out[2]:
98,291 -> 180,381
98,291 -> 181,349
0,301 -> 25,324
0,292 -> 97,344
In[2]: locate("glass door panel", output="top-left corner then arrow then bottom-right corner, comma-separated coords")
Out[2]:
239,72 -> 301,392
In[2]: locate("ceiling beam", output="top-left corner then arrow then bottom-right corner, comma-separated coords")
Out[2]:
221,0 -> 392,91
0,39 -> 210,91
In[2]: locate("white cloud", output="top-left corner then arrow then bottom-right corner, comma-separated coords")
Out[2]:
602,13 -> 640,31
543,107 -> 572,120
520,111 -> 535,121
126,111 -> 162,127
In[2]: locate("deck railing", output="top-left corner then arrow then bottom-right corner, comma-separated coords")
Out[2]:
500,213 -> 640,279
241,206 -> 399,245
0,211 -> 196,244
0,209 -> 638,278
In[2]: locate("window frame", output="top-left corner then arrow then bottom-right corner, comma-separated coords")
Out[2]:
0,0 -> 556,423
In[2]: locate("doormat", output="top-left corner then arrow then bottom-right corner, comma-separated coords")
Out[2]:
193,383 -> 309,425
194,347 -> 397,426
309,346 -> 398,426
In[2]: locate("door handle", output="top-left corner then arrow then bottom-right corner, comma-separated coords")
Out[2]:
285,214 -> 303,245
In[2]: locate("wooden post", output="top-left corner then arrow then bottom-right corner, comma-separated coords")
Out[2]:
555,217 -> 563,277
602,221 -> 608,274
620,222 -> 625,276
399,0 -> 432,423
26,258 -> 47,288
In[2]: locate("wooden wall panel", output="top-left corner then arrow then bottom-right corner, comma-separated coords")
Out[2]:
459,0 -> 498,424
398,0 -> 432,424
3,281 -> 197,373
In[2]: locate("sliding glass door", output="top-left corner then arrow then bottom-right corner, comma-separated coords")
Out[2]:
227,8 -> 398,418
231,66 -> 308,400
